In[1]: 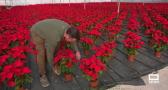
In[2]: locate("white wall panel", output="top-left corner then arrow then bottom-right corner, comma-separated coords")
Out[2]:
0,0 -> 167,6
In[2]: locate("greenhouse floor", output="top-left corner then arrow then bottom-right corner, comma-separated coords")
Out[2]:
28,40 -> 168,90
107,66 -> 168,90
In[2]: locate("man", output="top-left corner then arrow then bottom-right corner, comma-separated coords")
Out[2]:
30,19 -> 81,87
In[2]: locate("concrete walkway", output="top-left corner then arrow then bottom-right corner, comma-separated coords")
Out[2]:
107,66 -> 168,90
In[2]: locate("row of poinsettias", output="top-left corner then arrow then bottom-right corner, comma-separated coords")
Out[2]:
140,6 -> 168,58
0,22 -> 32,89
0,4 -> 168,90
123,8 -> 168,62
123,10 -> 144,61
53,10 -> 129,89
0,5 -> 121,89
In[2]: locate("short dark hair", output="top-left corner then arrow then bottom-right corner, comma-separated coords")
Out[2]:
67,27 -> 80,41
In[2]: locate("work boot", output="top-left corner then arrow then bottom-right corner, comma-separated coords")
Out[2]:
53,64 -> 61,75
40,75 -> 50,87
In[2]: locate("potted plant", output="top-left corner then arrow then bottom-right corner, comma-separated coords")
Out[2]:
123,31 -> 144,62
15,69 -> 32,90
87,28 -> 101,43
152,35 -> 168,58
0,59 -> 32,90
92,41 -> 117,64
80,37 -> 93,56
153,45 -> 162,58
107,25 -> 121,41
79,55 -> 106,89
145,28 -> 155,47
54,49 -> 76,81
146,30 -> 168,58
60,58 -> 74,81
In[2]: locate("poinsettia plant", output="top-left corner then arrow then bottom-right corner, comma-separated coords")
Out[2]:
80,37 -> 93,55
0,59 -> 32,89
92,41 -> 117,64
79,55 -> 106,81
107,25 -> 121,41
150,30 -> 168,52
123,31 -> 144,55
145,28 -> 155,39
144,28 -> 155,46
127,17 -> 140,32
87,29 -> 101,42
0,30 -> 32,89
54,49 -> 77,74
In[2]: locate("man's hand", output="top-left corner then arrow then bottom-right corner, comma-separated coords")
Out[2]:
76,51 -> 81,60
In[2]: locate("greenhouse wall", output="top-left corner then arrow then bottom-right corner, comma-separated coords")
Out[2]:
0,0 -> 167,6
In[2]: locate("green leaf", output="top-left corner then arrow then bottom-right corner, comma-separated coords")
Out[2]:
99,71 -> 103,76
15,86 -> 20,90
0,66 -> 2,71
60,63 -> 73,74
85,75 -> 92,81
10,41 -> 19,48
152,44 -> 158,48
7,57 -> 15,64
162,45 -> 168,50
126,48 -> 136,55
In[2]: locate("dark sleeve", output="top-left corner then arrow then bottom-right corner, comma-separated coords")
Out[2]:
71,41 -> 79,52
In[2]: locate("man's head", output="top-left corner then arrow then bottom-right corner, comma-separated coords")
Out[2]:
64,27 -> 80,42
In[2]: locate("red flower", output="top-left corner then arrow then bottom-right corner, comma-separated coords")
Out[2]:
9,46 -> 27,59
6,72 -> 14,79
54,49 -> 76,63
65,61 -> 73,68
7,80 -> 16,87
13,60 -> 25,68
0,72 -> 7,81
3,65 -> 13,72
162,36 -> 168,44
145,28 -> 155,37
92,41 -> 116,57
13,68 -> 21,76
0,55 -> 9,66
54,49 -> 76,74
22,67 -> 31,74
80,37 -> 93,45
107,26 -> 121,36
123,31 -> 144,49
88,29 -> 101,37
153,30 -> 163,41
79,55 -> 106,81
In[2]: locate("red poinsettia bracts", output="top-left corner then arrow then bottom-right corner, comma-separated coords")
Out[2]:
123,31 -> 144,49
127,10 -> 140,32
79,55 -> 106,81
146,29 -> 168,45
145,28 -> 155,37
139,10 -> 155,29
152,30 -> 164,45
127,19 -> 140,32
0,25 -> 32,87
162,36 -> 168,44
146,29 -> 168,52
0,2 -> 168,88
0,55 -> 8,66
0,60 -> 31,87
54,49 -> 77,74
107,25 -> 121,36
80,37 -> 93,45
92,41 -> 117,57
88,29 -> 101,37
54,49 -> 76,64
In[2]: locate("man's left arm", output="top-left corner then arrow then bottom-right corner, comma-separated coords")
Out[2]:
71,42 -> 81,60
